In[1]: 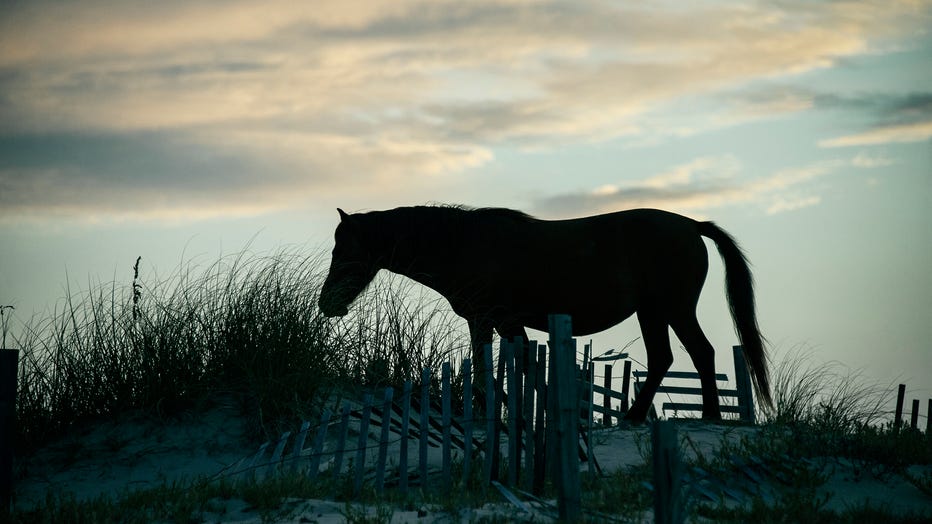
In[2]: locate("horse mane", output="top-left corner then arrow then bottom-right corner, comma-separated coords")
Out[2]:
356,205 -> 536,252
416,204 -> 535,223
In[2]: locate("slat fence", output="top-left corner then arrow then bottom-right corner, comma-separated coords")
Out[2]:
224,318 -> 765,522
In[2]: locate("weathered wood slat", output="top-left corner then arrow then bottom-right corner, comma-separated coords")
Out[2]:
505,340 -> 518,486
522,342 -> 536,492
663,402 -> 743,414
462,358 -> 473,484
655,385 -> 739,397
634,370 -> 729,381
578,401 -> 627,422
585,382 -> 629,399
375,388 -> 394,492
399,381 -> 412,493
441,362 -> 452,489
652,420 -> 684,524
550,314 -> 581,522
732,345 -> 756,423
420,368 -> 430,485
602,364 -> 613,425
332,403 -> 351,478
532,342 -> 547,495
308,410 -> 331,480
290,421 -> 311,474
244,442 -> 269,482
267,431 -> 291,477
483,343 -> 495,485
353,393 -> 373,496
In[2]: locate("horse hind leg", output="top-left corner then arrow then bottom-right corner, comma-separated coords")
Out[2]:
671,314 -> 722,421
624,310 -> 673,423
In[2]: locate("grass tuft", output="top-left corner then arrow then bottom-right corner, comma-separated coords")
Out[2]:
11,248 -> 467,452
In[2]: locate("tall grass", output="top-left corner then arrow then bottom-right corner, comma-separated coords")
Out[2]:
763,345 -> 894,429
11,248 -> 467,452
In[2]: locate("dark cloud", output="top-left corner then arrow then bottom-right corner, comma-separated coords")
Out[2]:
0,131 -> 312,218
813,91 -> 932,125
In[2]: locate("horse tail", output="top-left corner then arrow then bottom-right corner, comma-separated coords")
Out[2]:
697,221 -> 772,409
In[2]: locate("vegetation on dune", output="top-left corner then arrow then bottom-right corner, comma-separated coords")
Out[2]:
8,248 -> 467,452
3,248 -> 930,522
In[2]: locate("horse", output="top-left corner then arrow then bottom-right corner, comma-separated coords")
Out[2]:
318,205 -> 771,422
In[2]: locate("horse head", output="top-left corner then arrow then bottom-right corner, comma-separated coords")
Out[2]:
318,208 -> 380,317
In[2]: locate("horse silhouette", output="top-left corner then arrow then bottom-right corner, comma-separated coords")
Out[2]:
318,205 -> 770,422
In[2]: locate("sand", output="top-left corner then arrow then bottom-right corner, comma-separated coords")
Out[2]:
12,403 -> 931,522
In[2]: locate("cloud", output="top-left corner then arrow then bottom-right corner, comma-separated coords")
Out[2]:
532,157 -> 843,217
819,120 -> 932,147
0,127 -> 494,224
0,0 -> 929,222
0,131 -> 312,223
813,91 -> 932,147
766,195 -> 821,215
851,152 -> 896,168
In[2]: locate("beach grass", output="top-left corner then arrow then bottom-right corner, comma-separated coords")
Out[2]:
10,248 -> 467,453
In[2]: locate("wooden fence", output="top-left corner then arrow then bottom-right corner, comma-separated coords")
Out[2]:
894,383 -> 932,433
228,315 -> 587,517
580,344 -> 756,424
227,316 -> 767,520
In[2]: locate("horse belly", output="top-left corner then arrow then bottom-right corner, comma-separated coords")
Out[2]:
504,259 -> 639,335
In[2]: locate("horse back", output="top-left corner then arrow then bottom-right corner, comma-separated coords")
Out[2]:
452,208 -> 708,333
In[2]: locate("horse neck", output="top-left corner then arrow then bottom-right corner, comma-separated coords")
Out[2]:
374,208 -> 459,284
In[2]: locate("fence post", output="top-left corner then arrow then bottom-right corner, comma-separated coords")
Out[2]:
927,399 -> 931,436
504,340 -> 518,486
420,368 -> 431,487
308,410 -> 332,480
462,359 -> 473,485
441,362 -> 452,490
400,380 -> 412,494
375,388 -> 394,493
267,431 -> 291,477
621,360 -> 632,414
586,364 -> 595,475
291,421 -> 311,474
733,345 -> 755,423
895,384 -> 906,429
603,364 -> 613,425
910,399 -> 919,430
332,403 -> 351,480
532,342 -> 547,495
549,314 -> 581,522
353,393 -> 373,496
522,342 -> 537,492
492,340 -> 507,480
483,343 -> 495,486
1,349 -> 19,514
652,420 -> 684,524
511,335 -> 524,471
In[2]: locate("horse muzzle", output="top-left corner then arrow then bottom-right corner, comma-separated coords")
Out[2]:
318,297 -> 349,318
322,307 -> 348,318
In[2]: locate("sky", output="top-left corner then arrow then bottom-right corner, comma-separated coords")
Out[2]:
1,1 -> 930,410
